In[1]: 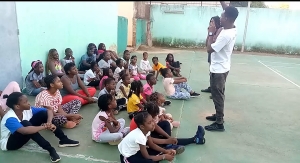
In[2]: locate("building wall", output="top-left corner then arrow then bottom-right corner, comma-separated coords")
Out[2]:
16,2 -> 118,78
0,2 -> 23,89
118,2 -> 134,46
151,5 -> 300,54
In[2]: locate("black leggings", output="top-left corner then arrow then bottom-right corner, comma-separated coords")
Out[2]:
151,120 -> 195,146
120,151 -> 159,163
87,80 -> 100,87
6,111 -> 68,151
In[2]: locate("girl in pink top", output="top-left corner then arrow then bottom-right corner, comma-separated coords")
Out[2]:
91,94 -> 130,145
129,55 -> 146,81
99,68 -> 114,90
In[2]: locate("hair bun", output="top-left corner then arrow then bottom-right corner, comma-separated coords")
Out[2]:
3,94 -> 9,99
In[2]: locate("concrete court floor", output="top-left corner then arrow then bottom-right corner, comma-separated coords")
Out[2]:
0,49 -> 300,163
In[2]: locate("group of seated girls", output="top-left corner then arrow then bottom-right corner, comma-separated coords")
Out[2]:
0,46 -> 202,162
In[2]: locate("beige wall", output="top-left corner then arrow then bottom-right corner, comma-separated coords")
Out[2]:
118,2 -> 134,46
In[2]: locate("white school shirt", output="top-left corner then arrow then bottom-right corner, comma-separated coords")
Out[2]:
162,77 -> 175,96
140,60 -> 152,71
118,128 -> 151,158
98,59 -> 113,69
83,69 -> 96,85
129,64 -> 138,76
210,27 -> 237,73
0,107 -> 47,150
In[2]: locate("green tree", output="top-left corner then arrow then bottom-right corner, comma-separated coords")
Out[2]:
229,1 -> 268,8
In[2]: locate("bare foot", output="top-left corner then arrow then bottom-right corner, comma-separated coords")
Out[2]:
63,121 -> 77,129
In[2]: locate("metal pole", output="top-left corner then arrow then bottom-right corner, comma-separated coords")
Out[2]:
241,1 -> 251,52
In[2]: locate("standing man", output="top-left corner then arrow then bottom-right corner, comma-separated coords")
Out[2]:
205,2 -> 239,132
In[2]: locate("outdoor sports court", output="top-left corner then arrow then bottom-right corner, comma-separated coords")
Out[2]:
0,49 -> 299,163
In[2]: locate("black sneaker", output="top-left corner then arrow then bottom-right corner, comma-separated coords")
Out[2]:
190,92 -> 200,97
58,138 -> 80,147
195,125 -> 206,144
205,122 -> 225,132
163,100 -> 171,106
201,87 -> 211,93
49,150 -> 61,162
206,114 -> 216,121
165,144 -> 185,155
209,95 -> 213,99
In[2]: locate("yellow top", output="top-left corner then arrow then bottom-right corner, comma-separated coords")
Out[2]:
127,94 -> 143,113
153,62 -> 166,71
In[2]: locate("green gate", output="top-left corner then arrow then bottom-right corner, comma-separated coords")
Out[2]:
136,19 -> 147,47
117,16 -> 128,55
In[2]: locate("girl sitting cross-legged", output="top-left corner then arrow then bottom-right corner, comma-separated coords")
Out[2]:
160,68 -> 200,100
35,75 -> 83,129
0,92 -> 79,162
92,94 -> 130,145
25,60 -> 47,96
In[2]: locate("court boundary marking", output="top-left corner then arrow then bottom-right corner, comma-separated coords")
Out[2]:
258,60 -> 300,89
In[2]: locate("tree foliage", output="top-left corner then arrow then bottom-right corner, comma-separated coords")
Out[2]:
229,1 -> 268,8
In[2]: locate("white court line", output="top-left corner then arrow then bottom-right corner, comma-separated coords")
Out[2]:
260,61 -> 300,66
21,143 -> 118,163
258,60 -> 300,89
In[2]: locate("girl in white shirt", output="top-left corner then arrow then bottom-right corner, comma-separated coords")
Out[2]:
118,111 -> 175,163
160,68 -> 200,100
129,55 -> 146,81
140,52 -> 154,74
113,58 -> 125,82
92,94 -> 130,145
83,61 -> 102,87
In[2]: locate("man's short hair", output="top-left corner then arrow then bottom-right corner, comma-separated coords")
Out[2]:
224,6 -> 239,21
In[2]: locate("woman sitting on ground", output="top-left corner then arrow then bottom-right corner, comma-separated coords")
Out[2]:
25,60 -> 46,96
0,92 -> 79,162
35,75 -> 83,129
166,53 -> 181,77
0,81 -> 21,118
46,49 -> 65,77
60,62 -> 97,105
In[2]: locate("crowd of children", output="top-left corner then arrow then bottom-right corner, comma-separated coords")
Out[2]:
0,42 -> 203,163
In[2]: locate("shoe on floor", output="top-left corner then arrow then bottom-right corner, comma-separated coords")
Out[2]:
195,125 -> 205,144
209,95 -> 213,99
163,100 -> 171,106
205,122 -> 225,132
190,92 -> 200,97
49,150 -> 61,162
165,144 -> 185,155
206,114 -> 216,121
201,88 -> 211,93
59,138 -> 80,147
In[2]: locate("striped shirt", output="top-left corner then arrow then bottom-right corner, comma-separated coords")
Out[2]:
35,90 -> 62,112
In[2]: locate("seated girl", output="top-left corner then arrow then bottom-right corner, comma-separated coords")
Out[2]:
142,73 -> 171,106
60,62 -> 97,105
116,72 -> 131,101
128,103 -> 205,153
61,48 -> 85,78
97,43 -> 119,61
99,68 -> 114,90
121,50 -> 131,72
84,61 -> 102,87
152,57 -> 166,80
46,49 -> 65,77
166,53 -> 181,77
78,46 -> 97,72
129,55 -> 146,81
160,68 -> 200,100
98,51 -> 117,71
35,75 -> 83,129
98,78 -> 126,114
149,92 -> 180,129
92,94 -> 130,145
127,80 -> 147,119
140,52 -> 154,74
25,60 -> 46,96
118,111 -> 176,163
0,92 -> 79,162
113,58 -> 125,82
0,81 -> 21,117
